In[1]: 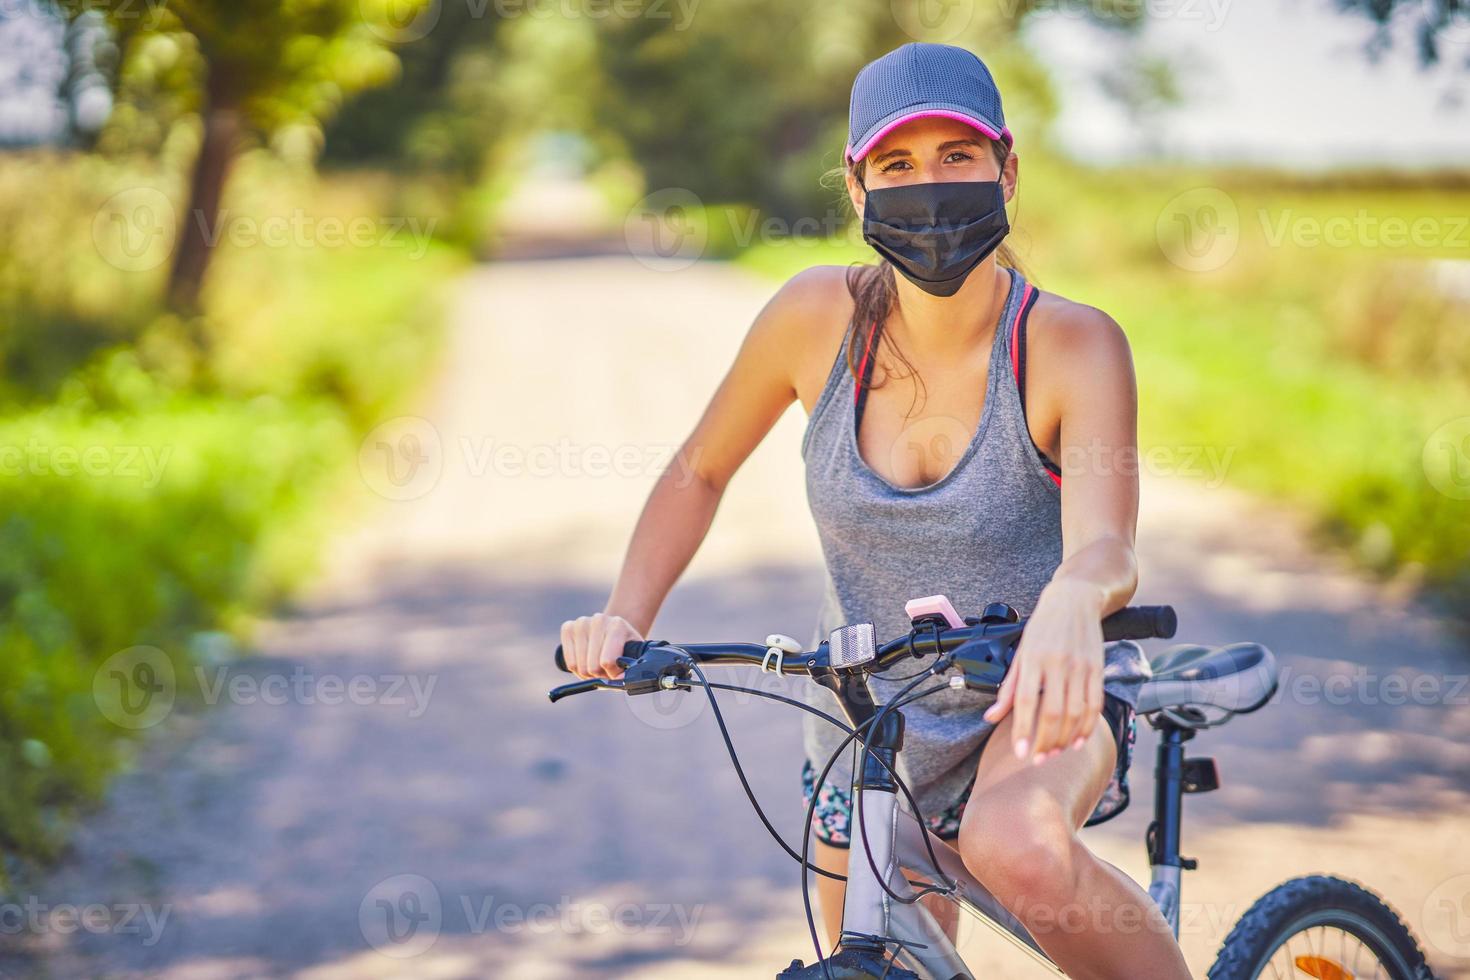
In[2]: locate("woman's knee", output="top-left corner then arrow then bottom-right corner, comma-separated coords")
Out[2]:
958,790 -> 1080,907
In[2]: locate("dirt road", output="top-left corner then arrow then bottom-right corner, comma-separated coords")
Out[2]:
4,255 -> 1466,979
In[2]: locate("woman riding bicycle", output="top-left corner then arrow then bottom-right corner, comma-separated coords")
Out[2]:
560,42 -> 1192,979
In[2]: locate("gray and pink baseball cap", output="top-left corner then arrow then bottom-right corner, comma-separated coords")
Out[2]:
845,42 -> 1012,164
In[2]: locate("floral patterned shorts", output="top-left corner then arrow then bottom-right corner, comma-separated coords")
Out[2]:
800,697 -> 1137,848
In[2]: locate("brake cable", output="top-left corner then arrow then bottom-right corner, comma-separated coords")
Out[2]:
876,618 -> 946,682
851,663 -> 963,907
796,670 -> 960,977
673,669 -> 940,887
685,663 -> 852,882
678,663 -> 957,980
677,637 -> 978,979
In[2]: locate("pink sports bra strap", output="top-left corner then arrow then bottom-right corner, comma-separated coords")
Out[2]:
1010,283 -> 1061,486
854,319 -> 881,405
1010,282 -> 1035,386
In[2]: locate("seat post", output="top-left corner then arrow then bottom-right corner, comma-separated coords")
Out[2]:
1146,721 -> 1194,936
1152,723 -> 1188,867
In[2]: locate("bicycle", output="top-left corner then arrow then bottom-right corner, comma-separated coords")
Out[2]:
550,599 -> 1434,979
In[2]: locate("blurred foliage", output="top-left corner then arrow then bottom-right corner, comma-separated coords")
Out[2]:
322,3 -> 504,178
1333,0 -> 1470,66
0,151 -> 460,866
0,152 -> 165,401
92,0 -> 421,146
0,381 -> 352,862
583,0 -> 1139,220
80,0 -> 432,311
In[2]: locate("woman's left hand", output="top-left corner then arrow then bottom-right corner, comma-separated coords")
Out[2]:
983,578 -> 1105,765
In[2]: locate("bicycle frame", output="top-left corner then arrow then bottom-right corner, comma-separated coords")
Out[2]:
549,605 -> 1194,978
829,676 -> 1197,979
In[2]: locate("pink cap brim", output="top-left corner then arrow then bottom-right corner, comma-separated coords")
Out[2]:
845,108 -> 1013,163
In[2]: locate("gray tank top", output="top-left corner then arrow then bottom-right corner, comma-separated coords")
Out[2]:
799,267 -> 1149,820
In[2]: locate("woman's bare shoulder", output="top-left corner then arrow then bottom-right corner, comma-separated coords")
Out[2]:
758,265 -> 857,410
763,264 -> 854,328
1027,288 -> 1134,381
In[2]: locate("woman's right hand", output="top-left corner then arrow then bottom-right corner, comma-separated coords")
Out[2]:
560,613 -> 644,680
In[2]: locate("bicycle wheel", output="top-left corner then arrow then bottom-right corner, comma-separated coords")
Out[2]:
1208,875 -> 1432,980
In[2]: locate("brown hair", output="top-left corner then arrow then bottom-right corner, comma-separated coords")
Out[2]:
831,138 -> 1028,412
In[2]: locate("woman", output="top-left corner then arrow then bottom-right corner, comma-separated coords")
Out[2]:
560,42 -> 1191,979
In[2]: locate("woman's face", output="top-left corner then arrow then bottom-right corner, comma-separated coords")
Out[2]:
847,115 -> 1017,211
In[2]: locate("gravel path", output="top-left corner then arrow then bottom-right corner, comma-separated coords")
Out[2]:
3,256 -> 1465,979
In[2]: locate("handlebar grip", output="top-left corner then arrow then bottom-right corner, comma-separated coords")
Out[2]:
1101,605 -> 1177,641
553,640 -> 648,673
548,679 -> 603,703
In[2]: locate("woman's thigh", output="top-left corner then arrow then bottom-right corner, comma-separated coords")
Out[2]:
969,712 -> 1116,829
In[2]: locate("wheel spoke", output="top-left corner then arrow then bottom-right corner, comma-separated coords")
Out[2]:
1221,885 -> 1419,980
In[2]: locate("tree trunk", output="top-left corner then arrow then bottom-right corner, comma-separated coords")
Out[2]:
167,67 -> 241,319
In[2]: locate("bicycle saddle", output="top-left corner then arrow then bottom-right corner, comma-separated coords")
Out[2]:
1136,642 -> 1278,720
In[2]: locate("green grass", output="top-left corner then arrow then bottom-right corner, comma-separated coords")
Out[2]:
738,159 -> 1470,606
0,153 -> 464,869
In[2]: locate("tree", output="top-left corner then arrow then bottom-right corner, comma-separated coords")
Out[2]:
84,0 -> 430,316
585,0 -> 1143,220
1333,0 -> 1470,66
321,3 -> 503,179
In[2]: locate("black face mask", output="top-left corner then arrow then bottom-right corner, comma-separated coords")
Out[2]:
860,180 -> 1010,297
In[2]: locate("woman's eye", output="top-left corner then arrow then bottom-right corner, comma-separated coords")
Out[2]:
880,160 -> 912,173
944,151 -> 974,164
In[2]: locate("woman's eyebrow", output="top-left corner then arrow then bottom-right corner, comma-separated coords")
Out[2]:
871,147 -> 912,165
937,138 -> 986,152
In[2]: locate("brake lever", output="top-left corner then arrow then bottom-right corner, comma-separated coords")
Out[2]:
549,643 -> 693,703
547,678 -> 625,703
622,645 -> 692,695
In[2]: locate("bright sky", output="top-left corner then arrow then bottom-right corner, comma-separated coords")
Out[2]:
1028,0 -> 1470,168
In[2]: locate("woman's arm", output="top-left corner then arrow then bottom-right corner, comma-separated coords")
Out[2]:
983,300 -> 1141,763
561,268 -> 845,679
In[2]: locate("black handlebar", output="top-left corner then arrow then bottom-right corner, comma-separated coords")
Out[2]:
1102,605 -> 1177,642
552,604 -> 1176,695
554,639 -> 643,674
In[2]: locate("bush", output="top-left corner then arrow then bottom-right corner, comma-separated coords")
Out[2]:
0,152 -> 463,868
